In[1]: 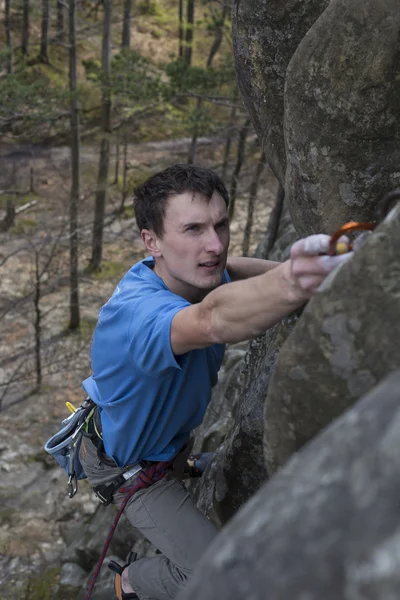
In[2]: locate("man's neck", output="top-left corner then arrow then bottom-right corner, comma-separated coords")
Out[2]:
152,261 -> 209,304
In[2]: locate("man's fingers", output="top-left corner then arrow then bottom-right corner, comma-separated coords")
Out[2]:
291,252 -> 351,277
291,233 -> 351,259
290,234 -> 331,258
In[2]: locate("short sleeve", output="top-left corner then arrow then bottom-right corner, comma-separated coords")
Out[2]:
128,291 -> 190,376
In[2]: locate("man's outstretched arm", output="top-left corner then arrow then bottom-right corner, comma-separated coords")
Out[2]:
171,234 -> 350,355
226,256 -> 280,281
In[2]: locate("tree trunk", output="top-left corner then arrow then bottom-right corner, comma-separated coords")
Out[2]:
34,251 -> 42,388
188,1 -> 227,164
242,152 -> 266,256
228,117 -> 251,220
187,96 -> 201,164
121,0 -> 132,48
222,86 -> 239,181
5,0 -> 12,73
118,129 -> 129,213
184,0 -> 195,66
0,199 -> 16,232
262,183 -> 285,258
114,131 -> 120,184
21,0 -> 29,56
68,0 -> 80,330
206,0 -> 229,68
178,0 -> 184,59
39,0 -> 50,62
88,0 -> 113,272
56,0 -> 65,44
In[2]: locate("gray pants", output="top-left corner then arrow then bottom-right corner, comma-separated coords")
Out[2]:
80,437 -> 217,600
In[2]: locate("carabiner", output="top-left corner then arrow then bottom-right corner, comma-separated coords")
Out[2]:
328,221 -> 376,256
68,474 -> 78,498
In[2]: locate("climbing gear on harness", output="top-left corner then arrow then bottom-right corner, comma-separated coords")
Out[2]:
44,397 -> 94,497
84,459 -> 174,600
109,552 -> 139,600
184,452 -> 215,478
93,463 -> 143,506
328,189 -> 400,256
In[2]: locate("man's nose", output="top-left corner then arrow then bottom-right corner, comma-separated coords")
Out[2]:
205,228 -> 224,254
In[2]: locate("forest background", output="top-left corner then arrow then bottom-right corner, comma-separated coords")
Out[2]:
0,0 -> 277,410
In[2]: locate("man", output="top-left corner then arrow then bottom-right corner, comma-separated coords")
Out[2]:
80,164 -> 349,600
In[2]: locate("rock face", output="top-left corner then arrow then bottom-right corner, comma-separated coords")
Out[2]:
232,0 -> 330,184
177,370 -> 400,600
264,201 -> 400,474
285,0 -> 400,235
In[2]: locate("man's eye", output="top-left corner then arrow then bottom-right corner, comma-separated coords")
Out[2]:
187,225 -> 200,232
216,222 -> 228,230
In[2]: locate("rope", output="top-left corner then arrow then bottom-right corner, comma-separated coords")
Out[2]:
84,460 -> 174,600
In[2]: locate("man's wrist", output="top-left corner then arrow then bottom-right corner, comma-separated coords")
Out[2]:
279,260 -> 310,307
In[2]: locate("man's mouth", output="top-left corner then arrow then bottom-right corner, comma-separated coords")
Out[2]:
199,260 -> 220,269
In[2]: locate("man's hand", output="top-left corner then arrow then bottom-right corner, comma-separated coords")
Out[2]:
288,234 -> 351,298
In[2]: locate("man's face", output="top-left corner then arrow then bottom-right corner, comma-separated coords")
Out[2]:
144,190 -> 230,302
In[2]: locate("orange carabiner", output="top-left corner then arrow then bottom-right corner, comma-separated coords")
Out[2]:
328,221 -> 376,256
328,189 -> 400,256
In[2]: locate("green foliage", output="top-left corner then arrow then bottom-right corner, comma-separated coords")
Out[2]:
0,69 -> 68,134
82,58 -> 102,83
110,50 -> 164,102
93,260 -> 127,280
164,58 -> 232,96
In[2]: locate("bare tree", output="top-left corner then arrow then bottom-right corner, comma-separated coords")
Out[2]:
5,0 -> 12,73
206,0 -> 230,68
88,0 -> 113,272
242,152 -> 267,256
39,0 -> 50,62
184,0 -> 195,66
21,0 -> 30,56
56,0 -> 65,44
118,129 -> 129,213
68,0 -> 81,329
178,0 -> 184,59
188,0 -> 229,164
222,87 -> 239,181
121,0 -> 132,48
228,117 -> 251,220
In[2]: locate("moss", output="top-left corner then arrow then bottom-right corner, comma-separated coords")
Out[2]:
22,567 -> 61,600
0,508 -> 16,525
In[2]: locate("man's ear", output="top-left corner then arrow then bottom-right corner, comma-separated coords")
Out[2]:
141,229 -> 162,257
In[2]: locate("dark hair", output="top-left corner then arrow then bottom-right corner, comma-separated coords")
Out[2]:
133,164 -> 230,237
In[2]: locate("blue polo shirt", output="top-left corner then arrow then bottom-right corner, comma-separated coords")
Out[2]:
82,257 -> 229,467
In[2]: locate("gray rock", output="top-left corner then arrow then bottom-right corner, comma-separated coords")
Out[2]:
194,314 -> 299,525
177,370 -> 400,600
59,561 -> 87,587
232,0 -> 330,184
265,202 -> 400,474
285,0 -> 400,234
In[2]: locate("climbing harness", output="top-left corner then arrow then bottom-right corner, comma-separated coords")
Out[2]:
44,397 -> 94,497
84,458 -> 174,600
328,189 -> 400,256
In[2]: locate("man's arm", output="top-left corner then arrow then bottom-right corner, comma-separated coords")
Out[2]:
226,256 -> 280,281
171,234 -> 350,355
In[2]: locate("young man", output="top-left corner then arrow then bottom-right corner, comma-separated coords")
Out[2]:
80,164 -> 349,600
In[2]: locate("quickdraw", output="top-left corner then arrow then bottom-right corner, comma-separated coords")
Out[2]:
328,189 -> 400,256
